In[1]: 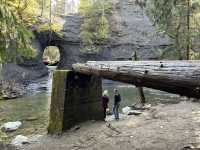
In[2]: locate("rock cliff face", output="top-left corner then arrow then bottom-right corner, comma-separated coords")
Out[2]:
2,0 -> 170,84
51,0 -> 170,68
108,0 -> 170,58
1,39 -> 48,84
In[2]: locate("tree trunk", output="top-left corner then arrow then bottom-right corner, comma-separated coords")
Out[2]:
73,61 -> 200,99
40,0 -> 44,17
138,86 -> 145,104
132,51 -> 146,104
186,0 -> 191,60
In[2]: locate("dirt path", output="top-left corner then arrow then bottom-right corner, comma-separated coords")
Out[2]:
22,101 -> 200,150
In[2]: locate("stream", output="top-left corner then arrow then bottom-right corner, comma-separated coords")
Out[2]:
0,66 -> 182,139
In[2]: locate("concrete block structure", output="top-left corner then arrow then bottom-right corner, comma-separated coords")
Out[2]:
48,70 -> 104,134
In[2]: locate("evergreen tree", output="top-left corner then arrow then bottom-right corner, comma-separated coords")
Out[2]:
147,0 -> 200,60
80,0 -> 112,53
0,0 -> 63,62
0,0 -> 37,63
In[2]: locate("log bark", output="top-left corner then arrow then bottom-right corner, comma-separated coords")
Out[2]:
72,61 -> 200,99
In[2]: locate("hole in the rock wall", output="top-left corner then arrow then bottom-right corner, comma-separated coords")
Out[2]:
43,46 -> 60,66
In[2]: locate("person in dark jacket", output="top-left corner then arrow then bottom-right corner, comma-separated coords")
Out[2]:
113,89 -> 121,120
101,90 -> 109,120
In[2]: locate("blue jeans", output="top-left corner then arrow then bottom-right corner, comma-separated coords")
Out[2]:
113,103 -> 120,120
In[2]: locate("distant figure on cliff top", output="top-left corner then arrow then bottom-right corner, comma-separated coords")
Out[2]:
113,89 -> 121,120
101,90 -> 109,120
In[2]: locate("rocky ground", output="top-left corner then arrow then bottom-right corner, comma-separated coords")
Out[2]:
0,80 -> 26,100
9,101 -> 200,150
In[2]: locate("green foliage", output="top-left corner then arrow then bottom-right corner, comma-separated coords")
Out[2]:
0,0 -> 67,63
97,15 -> 109,40
160,46 -> 182,59
80,0 -> 112,54
80,0 -> 113,15
146,0 -> 200,60
0,1 -> 37,63
37,23 -> 61,32
10,0 -> 40,25
79,0 -> 92,14
37,23 -> 63,37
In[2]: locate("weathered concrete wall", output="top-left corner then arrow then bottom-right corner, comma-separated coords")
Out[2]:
48,70 -> 103,134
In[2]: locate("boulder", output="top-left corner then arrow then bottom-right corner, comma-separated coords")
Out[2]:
122,106 -> 142,116
122,106 -> 132,115
1,121 -> 22,132
129,103 -> 152,110
127,110 -> 142,116
11,135 -> 29,146
25,117 -> 38,122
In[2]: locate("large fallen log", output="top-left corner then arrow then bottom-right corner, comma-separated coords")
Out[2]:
72,61 -> 200,98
